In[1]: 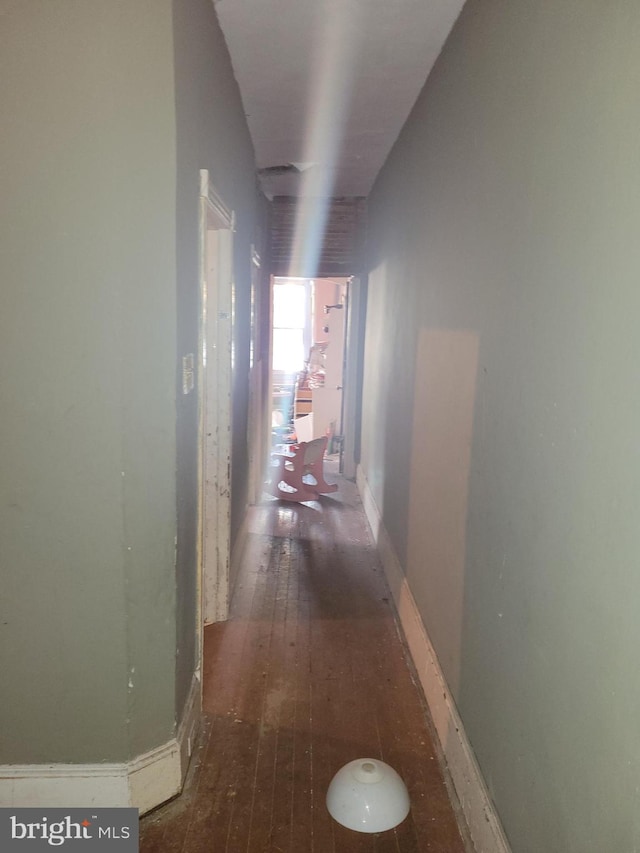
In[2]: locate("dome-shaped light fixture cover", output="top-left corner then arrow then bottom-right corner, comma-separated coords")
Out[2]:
326,758 -> 410,833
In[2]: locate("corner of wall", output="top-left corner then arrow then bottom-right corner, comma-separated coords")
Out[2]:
0,674 -> 202,815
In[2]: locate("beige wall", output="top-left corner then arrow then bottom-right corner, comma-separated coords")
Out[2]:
362,1 -> 640,850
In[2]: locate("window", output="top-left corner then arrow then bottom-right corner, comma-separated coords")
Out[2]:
272,279 -> 311,374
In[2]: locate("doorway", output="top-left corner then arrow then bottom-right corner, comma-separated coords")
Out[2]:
198,170 -> 234,630
269,276 -> 348,456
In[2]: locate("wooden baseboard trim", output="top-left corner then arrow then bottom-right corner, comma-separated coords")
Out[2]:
357,466 -> 511,853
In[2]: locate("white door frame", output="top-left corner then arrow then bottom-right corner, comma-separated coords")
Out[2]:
198,170 -> 235,628
341,275 -> 364,480
246,245 -> 263,505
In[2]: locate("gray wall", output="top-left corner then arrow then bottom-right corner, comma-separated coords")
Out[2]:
362,1 -> 640,850
0,0 -> 177,764
0,0 -> 265,766
172,0 -> 266,717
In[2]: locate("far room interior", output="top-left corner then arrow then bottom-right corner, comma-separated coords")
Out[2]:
270,276 -> 349,459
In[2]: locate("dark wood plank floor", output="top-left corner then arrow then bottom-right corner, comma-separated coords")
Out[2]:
141,472 -> 471,852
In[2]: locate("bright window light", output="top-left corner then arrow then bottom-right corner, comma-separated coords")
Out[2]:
273,282 -> 308,373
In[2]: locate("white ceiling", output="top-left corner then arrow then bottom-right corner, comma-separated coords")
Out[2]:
215,0 -> 465,198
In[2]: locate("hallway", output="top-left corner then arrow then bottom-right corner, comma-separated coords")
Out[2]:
141,472 -> 471,852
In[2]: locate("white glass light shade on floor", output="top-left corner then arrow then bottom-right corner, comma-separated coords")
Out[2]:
326,758 -> 411,833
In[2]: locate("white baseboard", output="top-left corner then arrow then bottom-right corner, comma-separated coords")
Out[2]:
177,670 -> 202,783
127,740 -> 181,815
0,764 -> 130,809
0,671 -> 202,815
357,466 -> 511,853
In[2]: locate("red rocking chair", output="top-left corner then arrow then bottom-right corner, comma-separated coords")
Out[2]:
269,436 -> 338,502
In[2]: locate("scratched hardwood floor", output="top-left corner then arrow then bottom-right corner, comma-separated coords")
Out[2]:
140,470 -> 472,853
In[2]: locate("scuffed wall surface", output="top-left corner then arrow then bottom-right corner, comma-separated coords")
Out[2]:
0,0 -> 177,762
0,0 -> 266,768
362,1 -> 640,850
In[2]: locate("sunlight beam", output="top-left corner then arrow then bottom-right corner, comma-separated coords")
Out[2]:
289,0 -> 363,277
